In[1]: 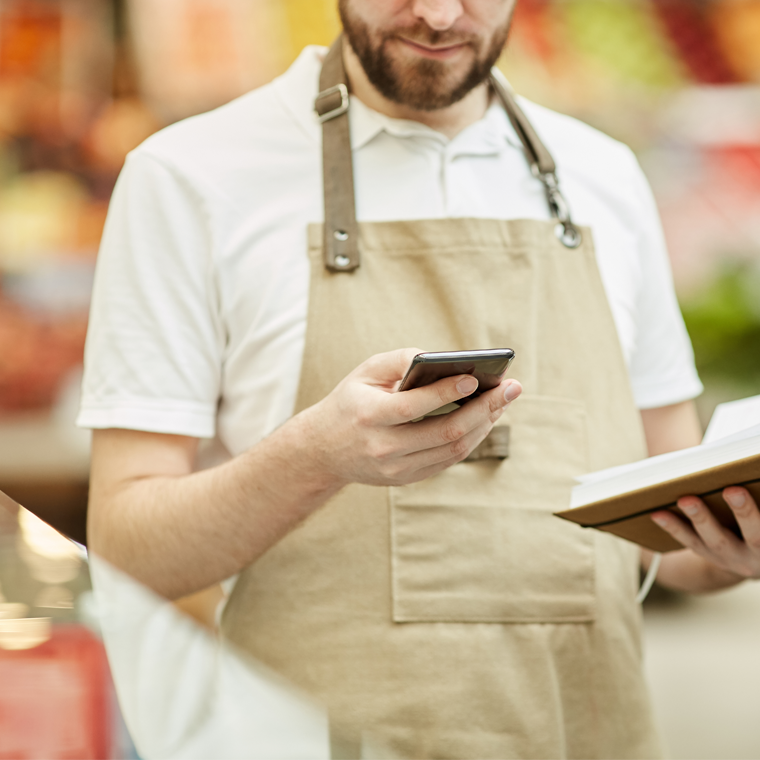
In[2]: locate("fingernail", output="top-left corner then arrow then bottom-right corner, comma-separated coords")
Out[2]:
651,514 -> 668,527
680,502 -> 699,517
504,382 -> 520,403
725,490 -> 746,508
456,376 -> 478,395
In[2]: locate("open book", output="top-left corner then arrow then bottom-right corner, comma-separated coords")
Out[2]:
555,395 -> 760,552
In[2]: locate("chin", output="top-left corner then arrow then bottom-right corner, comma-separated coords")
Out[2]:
389,50 -> 474,90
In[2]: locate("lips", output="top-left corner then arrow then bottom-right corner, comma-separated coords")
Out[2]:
395,37 -> 471,59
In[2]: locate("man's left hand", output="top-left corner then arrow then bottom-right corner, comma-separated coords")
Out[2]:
650,487 -> 760,589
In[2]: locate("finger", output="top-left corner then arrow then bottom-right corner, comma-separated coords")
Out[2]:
392,418 -> 495,479
723,487 -> 760,552
397,379 -> 520,450
650,510 -> 711,557
676,496 -> 745,558
429,378 -> 521,438
381,373 -> 483,425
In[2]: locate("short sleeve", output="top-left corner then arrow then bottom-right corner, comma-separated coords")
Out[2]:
626,159 -> 703,410
77,150 -> 224,437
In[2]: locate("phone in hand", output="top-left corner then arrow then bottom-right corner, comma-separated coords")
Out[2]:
398,349 -> 515,408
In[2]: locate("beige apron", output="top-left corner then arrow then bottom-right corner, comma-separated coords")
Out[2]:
223,39 -> 662,760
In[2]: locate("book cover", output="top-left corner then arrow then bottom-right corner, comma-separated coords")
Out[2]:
555,396 -> 760,552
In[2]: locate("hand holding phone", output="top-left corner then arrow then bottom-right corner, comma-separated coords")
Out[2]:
300,347 -> 520,488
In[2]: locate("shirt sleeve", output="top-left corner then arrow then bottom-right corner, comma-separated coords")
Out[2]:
625,156 -> 703,410
77,149 -> 225,437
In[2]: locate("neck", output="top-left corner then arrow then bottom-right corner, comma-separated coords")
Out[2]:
341,38 -> 490,140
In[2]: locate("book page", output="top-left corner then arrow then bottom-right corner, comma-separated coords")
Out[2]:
570,435 -> 760,508
574,446 -> 697,486
703,395 -> 760,444
576,394 -> 760,487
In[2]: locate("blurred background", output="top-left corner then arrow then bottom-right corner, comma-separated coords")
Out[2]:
0,1 -> 758,758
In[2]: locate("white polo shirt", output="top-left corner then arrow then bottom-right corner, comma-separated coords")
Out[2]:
77,45 -> 702,454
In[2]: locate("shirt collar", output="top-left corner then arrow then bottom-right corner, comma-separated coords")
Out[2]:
274,45 -> 524,156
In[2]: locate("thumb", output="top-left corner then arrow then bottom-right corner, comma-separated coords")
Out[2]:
357,348 -> 426,388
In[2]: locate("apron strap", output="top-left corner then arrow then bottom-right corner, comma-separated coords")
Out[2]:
315,36 -> 360,272
488,74 -> 582,249
314,36 -> 583,274
488,74 -> 556,177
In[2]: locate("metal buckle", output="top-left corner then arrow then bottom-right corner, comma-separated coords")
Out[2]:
315,83 -> 349,123
555,222 -> 582,249
531,164 -> 582,248
546,184 -> 571,225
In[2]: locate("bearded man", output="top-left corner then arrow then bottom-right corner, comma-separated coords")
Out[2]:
80,1 -> 760,758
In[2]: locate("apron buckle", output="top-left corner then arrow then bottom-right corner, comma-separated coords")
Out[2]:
532,167 -> 584,249
555,221 -> 583,249
315,84 -> 349,123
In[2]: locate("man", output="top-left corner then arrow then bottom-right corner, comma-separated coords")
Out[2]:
79,1 -> 760,757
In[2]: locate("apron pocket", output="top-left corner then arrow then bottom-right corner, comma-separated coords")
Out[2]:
390,396 -> 595,624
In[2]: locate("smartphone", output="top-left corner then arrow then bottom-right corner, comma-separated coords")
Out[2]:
398,348 -> 515,406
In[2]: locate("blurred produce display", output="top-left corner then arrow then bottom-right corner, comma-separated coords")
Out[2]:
502,0 -> 760,415
680,262 -> 760,416
0,0 -> 758,414
0,0 -> 118,413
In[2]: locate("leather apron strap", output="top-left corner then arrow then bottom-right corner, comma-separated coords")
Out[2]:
313,34 -> 583,272
314,38 -> 360,272
487,75 -> 582,249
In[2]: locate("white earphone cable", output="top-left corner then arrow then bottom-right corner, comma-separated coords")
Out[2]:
636,552 -> 662,604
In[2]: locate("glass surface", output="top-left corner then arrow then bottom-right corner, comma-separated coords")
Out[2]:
1,1 -> 760,758
0,493 -> 394,759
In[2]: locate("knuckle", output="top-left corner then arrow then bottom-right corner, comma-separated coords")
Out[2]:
441,418 -> 464,444
746,535 -> 760,551
487,390 -> 505,414
354,406 -> 374,428
435,382 -> 452,407
385,462 -> 404,480
689,510 -> 708,526
707,535 -> 731,555
367,439 -> 393,461
378,459 -> 402,481
733,500 -> 754,518
448,437 -> 470,461
737,562 -> 756,579
395,397 -> 415,422
667,520 -> 689,539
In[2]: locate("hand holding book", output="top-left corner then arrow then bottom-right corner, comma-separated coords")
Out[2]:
556,396 -> 760,570
649,485 -> 760,582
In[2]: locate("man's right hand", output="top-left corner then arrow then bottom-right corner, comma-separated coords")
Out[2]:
88,348 -> 521,599
297,348 -> 522,489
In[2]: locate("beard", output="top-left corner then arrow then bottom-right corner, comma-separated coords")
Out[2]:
338,1 -> 512,111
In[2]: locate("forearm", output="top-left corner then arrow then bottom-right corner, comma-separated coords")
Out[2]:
642,548 -> 745,594
89,350 -> 520,601
89,414 -> 343,600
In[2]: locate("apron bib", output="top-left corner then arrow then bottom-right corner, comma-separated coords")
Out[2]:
223,38 -> 662,760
